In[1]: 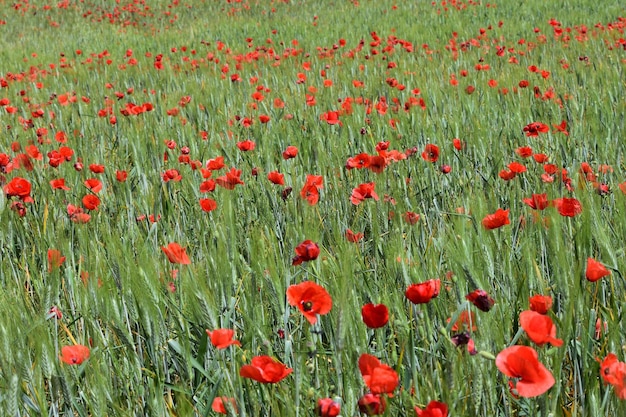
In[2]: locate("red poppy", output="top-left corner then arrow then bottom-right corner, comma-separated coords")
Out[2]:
405,279 -> 441,304
358,354 -> 399,395
482,208 -> 510,229
320,110 -> 342,125
599,353 -> 626,398
205,328 -> 241,349
161,242 -> 191,265
267,171 -> 285,186
48,249 -> 66,271
60,344 -> 90,365
553,120 -> 569,135
116,170 -> 128,182
206,156 -> 225,171
346,153 -> 371,169
495,345 -> 555,397
345,229 -> 364,243
199,179 -> 216,193
515,146 -> 533,158
421,144 -> 440,163
199,198 -> 218,212
286,281 -> 332,324
89,163 -> 105,173
282,145 -> 298,160
358,393 -> 386,415
519,310 -> 563,347
351,182 -> 379,205
361,303 -> 389,328
316,398 -> 340,417
82,194 -> 100,211
300,174 -> 323,205
50,178 -> 70,190
523,122 -> 550,137
236,139 -> 256,152
216,167 -> 244,190
368,155 -> 387,174
403,211 -> 420,225
508,161 -> 526,174
84,178 -> 102,193
452,138 -> 464,151
465,289 -> 495,312
414,400 -> 449,417
586,257 -> 611,282
239,355 -> 292,383
292,240 -> 320,266
529,295 -> 553,314
522,193 -> 549,210
4,177 -> 33,202
552,197 -> 582,217
499,169 -> 516,181
162,169 -> 182,182
211,397 -> 237,414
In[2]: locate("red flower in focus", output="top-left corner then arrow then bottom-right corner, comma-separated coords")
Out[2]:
216,167 -> 245,190
552,197 -> 582,217
161,242 -> 191,265
48,249 -> 66,271
282,145 -> 298,160
60,344 -> 90,365
599,353 -> 626,399
316,398 -> 340,417
286,281 -> 332,324
211,397 -> 237,414
361,303 -> 389,328
89,163 -> 105,173
482,208 -> 510,229
508,161 -> 526,174
586,257 -> 611,282
529,295 -> 552,314
206,328 -> 241,349
50,178 -> 71,191
415,400 -> 449,417
405,279 -> 441,304
292,240 -> 320,266
516,146 -> 533,158
522,193 -> 549,210
84,178 -> 102,193
82,194 -> 100,211
345,229 -> 364,243
300,174 -> 323,205
351,182 -> 379,205
523,122 -> 550,137
206,156 -> 225,171
496,345 -> 555,397
320,110 -> 342,125
236,139 -> 256,152
519,310 -> 563,347
239,355 -> 292,383
346,153 -> 370,169
162,169 -> 182,182
4,177 -> 33,202
358,354 -> 399,395
358,393 -> 386,415
267,171 -> 285,186
465,289 -> 495,312
421,144 -> 440,163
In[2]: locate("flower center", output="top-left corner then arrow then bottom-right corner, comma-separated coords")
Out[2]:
302,301 -> 313,312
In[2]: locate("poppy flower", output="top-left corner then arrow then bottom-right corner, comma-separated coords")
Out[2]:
3,177 -> 33,202
406,279 -> 441,304
239,355 -> 292,383
421,144 -> 440,163
282,145 -> 298,160
482,208 -> 510,229
599,353 -> 626,398
161,242 -> 191,265
358,354 -> 400,395
361,303 -> 389,328
84,178 -> 102,193
50,178 -> 70,191
508,161 -> 527,174
82,194 -> 100,211
523,122 -> 550,137
89,163 -> 105,173
346,153 -> 371,169
291,240 -> 320,266
519,310 -> 563,347
236,140 -> 256,152
495,345 -> 555,397
515,146 -> 533,158
60,344 -> 90,365
162,169 -> 182,182
48,249 -> 66,271
345,229 -> 364,243
403,211 -> 420,225
499,170 -> 516,181
286,281 -> 332,324
216,167 -> 244,190
351,182 -> 379,205
552,197 -> 582,217
316,398 -> 340,417
414,400 -> 449,417
452,138 -> 464,151
465,289 -> 495,312
211,397 -> 237,414
300,174 -> 323,205
358,393 -> 386,415
586,257 -> 611,282
199,198 -> 218,212
529,295 -> 553,314
116,170 -> 128,182
368,155 -> 387,174
267,171 -> 285,186
206,156 -> 225,171
205,328 -> 241,349
523,193 -> 549,210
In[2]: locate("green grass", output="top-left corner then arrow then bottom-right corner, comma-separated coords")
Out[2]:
1,0 -> 626,415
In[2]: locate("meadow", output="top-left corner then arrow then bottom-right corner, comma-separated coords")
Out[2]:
1,0 -> 626,415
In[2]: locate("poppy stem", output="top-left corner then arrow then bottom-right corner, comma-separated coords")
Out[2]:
60,321 -> 78,345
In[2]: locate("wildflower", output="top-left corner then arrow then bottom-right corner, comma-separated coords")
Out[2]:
414,400 -> 449,417
206,329 -> 241,349
465,289 -> 495,312
421,144 -> 440,163
60,344 -> 90,365
552,197 -> 582,217
358,354 -> 399,395
496,345 -> 555,397
482,208 -> 510,229
586,257 -> 611,282
161,242 -> 191,265
286,281 -> 332,324
529,295 -> 553,314
239,355 -> 292,383
351,182 -> 379,205
361,303 -> 389,328
292,240 -> 320,266
519,310 -> 563,347
405,279 -> 441,304
316,398 -> 340,417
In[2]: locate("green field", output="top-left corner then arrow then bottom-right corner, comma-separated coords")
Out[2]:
1,0 -> 626,415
